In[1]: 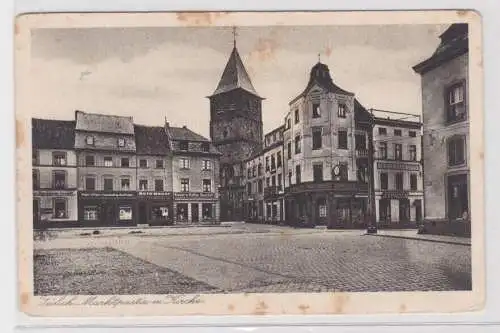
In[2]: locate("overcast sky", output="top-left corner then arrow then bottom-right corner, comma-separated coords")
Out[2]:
30,24 -> 447,137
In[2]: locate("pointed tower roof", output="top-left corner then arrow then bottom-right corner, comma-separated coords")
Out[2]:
210,46 -> 263,99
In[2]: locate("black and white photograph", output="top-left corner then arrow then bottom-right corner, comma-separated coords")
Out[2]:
16,11 -> 484,316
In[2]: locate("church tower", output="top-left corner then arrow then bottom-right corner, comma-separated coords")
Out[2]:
208,28 -> 264,221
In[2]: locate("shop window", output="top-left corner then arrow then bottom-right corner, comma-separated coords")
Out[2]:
32,170 -> 39,189
203,160 -> 211,171
52,152 -> 67,166
379,142 -> 387,159
380,172 -> 388,190
394,144 -> 402,160
338,103 -> 347,118
203,179 -> 212,192
312,128 -> 322,150
83,206 -> 99,221
448,136 -> 466,166
104,156 -> 113,167
53,199 -> 67,218
180,158 -> 190,169
119,206 -> 133,221
180,141 -> 189,151
53,171 -> 66,189
313,164 -> 323,182
287,142 -> 292,159
295,165 -> 301,184
139,159 -> 148,168
180,178 -> 189,192
295,135 -> 301,154
121,178 -> 131,191
446,82 -> 466,123
85,155 -> 95,166
85,136 -> 94,145
410,174 -> 418,191
177,203 -> 188,221
121,157 -> 129,167
155,179 -> 164,191
139,179 -> 148,190
201,142 -> 210,152
155,159 -> 164,169
312,103 -> 321,118
378,127 -> 387,135
395,173 -> 404,190
85,177 -> 96,190
151,206 -> 169,220
118,138 -> 125,147
202,203 -> 213,219
409,145 -> 417,161
338,130 -> 348,149
104,178 -> 113,192
394,129 -> 402,136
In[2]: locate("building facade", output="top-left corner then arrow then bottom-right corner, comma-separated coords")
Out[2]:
243,153 -> 265,223
263,126 -> 285,223
283,62 -> 373,228
32,119 -> 78,228
209,43 -> 264,222
372,110 -> 424,227
413,23 -> 470,235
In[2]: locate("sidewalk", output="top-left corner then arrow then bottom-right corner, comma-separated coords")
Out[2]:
367,229 -> 471,246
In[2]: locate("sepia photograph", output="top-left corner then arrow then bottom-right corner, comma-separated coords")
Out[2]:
16,11 -> 484,316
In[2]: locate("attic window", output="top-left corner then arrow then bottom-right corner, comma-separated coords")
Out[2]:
201,142 -> 210,152
180,141 -> 189,151
85,136 -> 94,145
117,138 -> 125,147
312,103 -> 321,118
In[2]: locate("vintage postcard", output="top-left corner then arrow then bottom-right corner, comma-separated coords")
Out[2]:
16,10 -> 484,316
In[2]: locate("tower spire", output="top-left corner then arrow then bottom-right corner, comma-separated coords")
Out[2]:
318,52 -> 321,63
233,26 -> 237,48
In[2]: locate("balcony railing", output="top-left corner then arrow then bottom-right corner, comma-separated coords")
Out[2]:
355,148 -> 368,158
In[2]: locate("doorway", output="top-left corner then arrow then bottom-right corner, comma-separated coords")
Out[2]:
191,203 -> 199,222
138,202 -> 147,224
414,199 -> 422,222
105,204 -> 115,225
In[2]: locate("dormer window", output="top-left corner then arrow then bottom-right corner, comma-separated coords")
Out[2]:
85,136 -> 94,145
201,142 -> 210,152
118,138 -> 125,147
180,141 -> 189,151
338,104 -> 347,118
312,103 -> 321,118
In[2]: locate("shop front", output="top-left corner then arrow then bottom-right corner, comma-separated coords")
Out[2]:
78,191 -> 137,227
174,192 -> 219,224
264,186 -> 284,224
137,191 -> 174,226
33,189 -> 78,228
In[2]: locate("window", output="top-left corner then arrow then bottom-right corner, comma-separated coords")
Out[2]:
378,127 -> 387,135
294,109 -> 299,123
339,163 -> 348,181
53,171 -> 66,189
395,173 -> 404,190
355,133 -> 366,150
318,198 -> 327,217
295,165 -> 301,184
118,138 -> 125,147
104,178 -> 113,191
272,175 -> 276,186
266,177 -> 270,187
410,174 -> 418,191
155,179 -> 164,191
83,206 -> 99,221
53,199 -> 67,218
247,182 -> 252,195
287,118 -> 291,129
448,136 -> 466,166
32,170 -> 39,189
119,206 -> 133,221
121,178 -> 130,190
180,178 -> 189,192
258,179 -> 263,193
446,82 -> 466,123
52,152 -> 67,166
338,103 -> 347,118
201,142 -> 210,152
295,135 -> 301,154
85,136 -> 94,145
379,142 -> 387,159
139,159 -> 147,168
203,160 -> 211,171
312,128 -> 322,150
380,172 -> 388,190
313,164 -> 323,182
151,206 -> 169,220
121,158 -> 129,167
156,159 -> 164,169
447,174 -> 469,220
287,142 -> 292,159
247,168 -> 252,179
265,157 -> 270,171
394,129 -> 402,136
203,179 -> 211,192
85,155 -> 95,166
180,158 -> 190,169
277,152 -> 282,168
277,174 -> 282,189
394,144 -> 402,160
409,131 -> 417,137
338,130 -> 348,149
409,145 -> 417,161
271,155 -> 276,170
223,129 -> 228,138
104,156 -> 113,167
252,166 -> 256,177
180,141 -> 189,151
32,150 -> 38,165
177,203 -> 188,221
85,177 -> 96,190
257,163 -> 262,176
288,170 -> 292,185
139,179 -> 148,190
202,203 -> 213,219
312,103 -> 321,118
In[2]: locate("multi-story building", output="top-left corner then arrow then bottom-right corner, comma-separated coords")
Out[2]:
209,40 -> 264,222
135,124 -> 173,226
243,152 -> 265,223
166,123 -> 221,224
371,110 -> 424,227
263,126 -> 285,223
32,119 -> 78,228
283,61 -> 373,227
75,111 -> 138,226
413,23 -> 470,236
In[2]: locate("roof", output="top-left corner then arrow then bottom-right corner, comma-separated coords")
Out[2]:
134,125 -> 171,155
32,118 -> 75,150
75,110 -> 135,135
290,62 -> 354,105
210,47 -> 262,99
169,126 -> 209,142
413,23 -> 468,74
354,99 -> 373,126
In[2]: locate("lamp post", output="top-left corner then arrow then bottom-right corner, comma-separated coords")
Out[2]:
366,117 -> 377,234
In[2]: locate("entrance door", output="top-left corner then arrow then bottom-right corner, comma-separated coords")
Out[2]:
105,204 -> 115,225
336,199 -> 351,228
447,174 -> 469,220
33,199 -> 39,226
191,203 -> 199,222
414,199 -> 422,222
138,202 -> 147,224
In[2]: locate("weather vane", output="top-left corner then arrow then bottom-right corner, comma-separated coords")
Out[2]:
318,53 -> 321,63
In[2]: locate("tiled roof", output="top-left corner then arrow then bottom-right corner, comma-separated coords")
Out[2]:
134,125 -> 170,155
354,99 -> 373,125
32,118 -> 75,149
75,110 -> 135,134
169,126 -> 209,142
211,47 -> 262,98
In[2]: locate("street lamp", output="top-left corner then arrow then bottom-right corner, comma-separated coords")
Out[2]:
366,116 -> 377,234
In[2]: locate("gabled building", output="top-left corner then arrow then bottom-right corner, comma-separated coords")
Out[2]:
243,151 -> 265,223
263,125 -> 285,223
413,23 -> 470,236
209,42 -> 264,222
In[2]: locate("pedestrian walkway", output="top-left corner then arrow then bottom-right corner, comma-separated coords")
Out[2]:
368,229 -> 471,246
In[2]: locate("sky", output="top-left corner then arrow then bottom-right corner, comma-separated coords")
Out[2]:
29,24 -> 448,138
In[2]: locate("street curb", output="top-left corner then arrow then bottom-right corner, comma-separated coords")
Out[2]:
366,233 -> 471,246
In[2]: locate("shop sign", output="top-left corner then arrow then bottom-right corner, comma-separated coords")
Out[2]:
174,192 -> 215,200
382,190 -> 409,199
80,191 -> 136,198
377,162 -> 420,172
33,190 -> 76,196
138,191 -> 173,199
